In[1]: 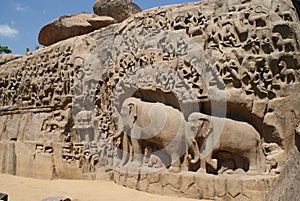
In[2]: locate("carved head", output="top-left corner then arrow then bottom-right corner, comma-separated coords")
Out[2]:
187,112 -> 212,138
272,32 -> 281,41
119,98 -> 138,132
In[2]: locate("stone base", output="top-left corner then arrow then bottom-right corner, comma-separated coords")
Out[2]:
114,169 -> 277,200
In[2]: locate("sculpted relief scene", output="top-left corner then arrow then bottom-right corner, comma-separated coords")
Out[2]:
0,0 -> 300,200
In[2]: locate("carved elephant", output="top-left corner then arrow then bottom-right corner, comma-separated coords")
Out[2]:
116,97 -> 199,172
186,112 -> 265,174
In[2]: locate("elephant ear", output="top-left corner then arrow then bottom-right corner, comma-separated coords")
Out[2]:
199,115 -> 225,160
128,102 -> 137,123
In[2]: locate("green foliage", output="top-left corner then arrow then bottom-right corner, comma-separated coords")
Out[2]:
0,45 -> 12,54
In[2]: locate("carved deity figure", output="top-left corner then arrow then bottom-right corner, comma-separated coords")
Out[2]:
261,62 -> 273,92
242,61 -> 261,94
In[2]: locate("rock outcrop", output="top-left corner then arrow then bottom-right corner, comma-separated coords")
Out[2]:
266,147 -> 300,201
38,13 -> 116,46
0,54 -> 23,65
1,0 -> 300,200
93,0 -> 141,22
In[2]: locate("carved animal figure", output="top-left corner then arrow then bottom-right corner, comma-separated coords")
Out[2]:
278,60 -> 296,84
186,112 -> 266,174
147,154 -> 166,168
272,32 -> 296,52
248,6 -> 268,27
275,5 -> 293,21
42,93 -> 52,105
116,97 -> 199,173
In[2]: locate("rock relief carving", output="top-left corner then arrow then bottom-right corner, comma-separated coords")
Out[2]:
0,44 -> 74,111
115,1 -> 299,99
185,112 -> 265,174
1,1 -> 298,183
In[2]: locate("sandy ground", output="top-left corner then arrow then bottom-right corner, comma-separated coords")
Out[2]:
0,174 -> 204,201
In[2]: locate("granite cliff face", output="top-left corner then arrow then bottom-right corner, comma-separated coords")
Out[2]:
0,0 -> 300,200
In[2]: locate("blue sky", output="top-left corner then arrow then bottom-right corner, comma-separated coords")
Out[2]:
0,0 -> 198,55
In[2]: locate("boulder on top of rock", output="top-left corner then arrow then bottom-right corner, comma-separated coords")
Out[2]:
38,13 -> 116,46
87,16 -> 117,29
93,0 -> 142,22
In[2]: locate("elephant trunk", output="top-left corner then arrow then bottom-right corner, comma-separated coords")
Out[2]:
189,139 -> 200,164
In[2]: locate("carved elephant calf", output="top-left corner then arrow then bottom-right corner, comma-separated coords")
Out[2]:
187,112 -> 266,174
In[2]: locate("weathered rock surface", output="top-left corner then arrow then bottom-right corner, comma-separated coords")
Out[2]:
87,16 -> 117,29
38,13 -> 116,46
1,0 -> 300,200
93,0 -> 141,22
0,54 -> 23,64
292,0 -> 300,19
266,147 -> 300,201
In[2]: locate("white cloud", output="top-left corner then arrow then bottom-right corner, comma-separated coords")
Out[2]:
0,24 -> 19,37
16,3 -> 29,11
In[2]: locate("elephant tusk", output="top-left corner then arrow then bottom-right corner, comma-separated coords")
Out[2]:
189,140 -> 200,164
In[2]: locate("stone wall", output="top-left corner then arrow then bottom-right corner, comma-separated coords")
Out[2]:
0,25 -> 117,179
0,0 -> 300,200
114,170 -> 277,201
266,146 -> 300,201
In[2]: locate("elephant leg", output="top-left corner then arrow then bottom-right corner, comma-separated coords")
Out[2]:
168,152 -> 181,173
197,158 -> 207,173
246,148 -> 258,173
131,138 -> 143,167
197,152 -> 214,173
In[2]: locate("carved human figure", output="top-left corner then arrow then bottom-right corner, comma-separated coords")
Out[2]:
80,141 -> 100,173
261,62 -> 273,91
261,32 -> 274,54
172,15 -> 186,30
221,54 -> 241,88
207,25 -> 222,51
263,143 -> 284,175
244,32 -> 260,54
75,109 -> 95,142
242,61 -> 260,94
185,12 -> 203,37
221,26 -> 239,48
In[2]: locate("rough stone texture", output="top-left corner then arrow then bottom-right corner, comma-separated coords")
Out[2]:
0,0 -> 300,200
87,16 -> 117,29
266,146 -> 300,201
0,25 -> 118,179
93,0 -> 141,22
113,170 -> 276,201
38,13 -> 116,46
0,54 -> 23,65
292,0 -> 300,19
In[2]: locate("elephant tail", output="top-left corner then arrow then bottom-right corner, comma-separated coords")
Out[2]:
257,138 -> 266,173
